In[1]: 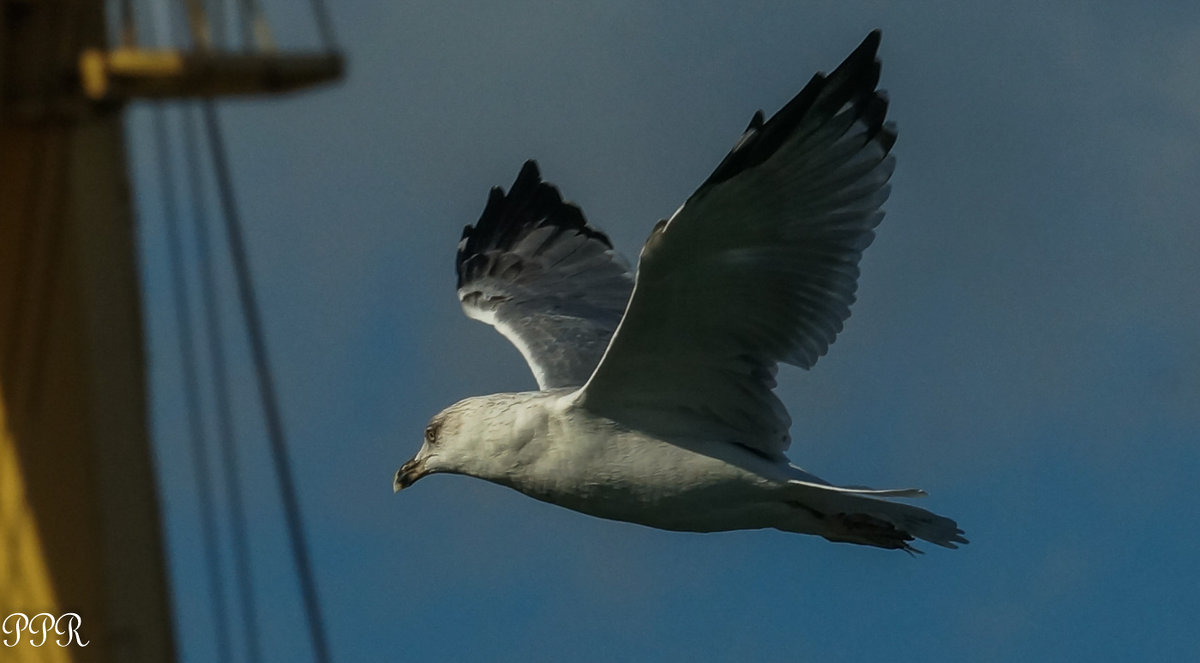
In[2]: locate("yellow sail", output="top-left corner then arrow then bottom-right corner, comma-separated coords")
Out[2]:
1,386 -> 71,663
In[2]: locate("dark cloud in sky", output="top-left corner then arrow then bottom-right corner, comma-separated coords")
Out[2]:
130,2 -> 1200,660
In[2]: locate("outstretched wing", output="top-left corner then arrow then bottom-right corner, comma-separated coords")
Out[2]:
579,31 -> 895,459
457,161 -> 634,389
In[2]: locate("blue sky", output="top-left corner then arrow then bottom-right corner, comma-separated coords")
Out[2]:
127,2 -> 1200,661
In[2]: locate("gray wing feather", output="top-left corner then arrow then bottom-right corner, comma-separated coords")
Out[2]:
457,161 -> 634,389
579,31 -> 895,459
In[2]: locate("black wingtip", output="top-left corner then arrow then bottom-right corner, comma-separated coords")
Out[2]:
849,30 -> 881,63
699,30 -> 894,188
880,121 -> 898,151
865,29 -> 882,50
747,110 -> 765,132
826,30 -> 882,90
822,31 -> 881,86
457,162 -> 616,288
517,159 -> 541,184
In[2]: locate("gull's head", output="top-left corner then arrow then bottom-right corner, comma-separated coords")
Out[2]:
393,408 -> 455,493
394,395 -> 515,493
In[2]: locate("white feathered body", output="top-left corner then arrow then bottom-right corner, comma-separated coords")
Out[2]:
430,391 -> 963,550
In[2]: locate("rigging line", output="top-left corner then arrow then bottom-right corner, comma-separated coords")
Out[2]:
137,0 -> 170,50
152,104 -> 234,663
119,0 -> 137,46
233,0 -> 252,51
200,101 -> 333,663
182,102 -> 264,663
165,0 -> 190,50
308,0 -> 338,52
211,0 -> 226,49
181,0 -> 213,50
240,0 -> 276,51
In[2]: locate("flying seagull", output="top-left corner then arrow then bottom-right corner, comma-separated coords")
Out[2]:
396,31 -> 966,552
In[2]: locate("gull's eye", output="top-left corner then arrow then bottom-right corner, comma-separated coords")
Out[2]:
425,424 -> 439,445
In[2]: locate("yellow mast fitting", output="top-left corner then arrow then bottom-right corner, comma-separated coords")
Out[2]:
80,49 -> 344,100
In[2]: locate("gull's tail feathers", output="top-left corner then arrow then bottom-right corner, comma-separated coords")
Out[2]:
784,481 -> 968,552
786,478 -> 926,498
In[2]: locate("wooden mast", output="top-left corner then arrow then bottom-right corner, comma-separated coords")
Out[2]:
2,1 -> 176,660
1,1 -> 342,661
